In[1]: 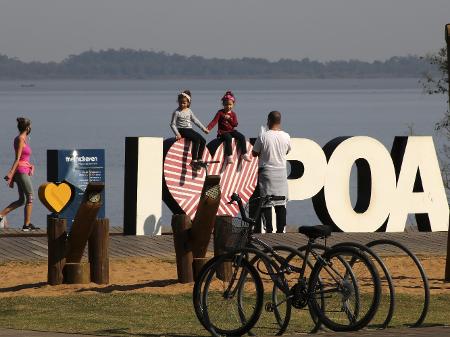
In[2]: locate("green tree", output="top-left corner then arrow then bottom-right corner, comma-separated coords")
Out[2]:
420,46 -> 450,188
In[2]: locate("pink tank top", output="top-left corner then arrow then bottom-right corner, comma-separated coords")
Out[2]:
14,136 -> 32,175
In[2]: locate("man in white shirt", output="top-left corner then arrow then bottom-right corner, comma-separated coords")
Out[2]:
252,111 -> 291,233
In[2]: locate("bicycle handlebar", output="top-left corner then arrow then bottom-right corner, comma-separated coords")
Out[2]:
228,193 -> 286,223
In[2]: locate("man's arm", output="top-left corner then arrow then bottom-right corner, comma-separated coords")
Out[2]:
252,136 -> 262,157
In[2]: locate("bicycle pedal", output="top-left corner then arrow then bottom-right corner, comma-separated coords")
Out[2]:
265,302 -> 274,312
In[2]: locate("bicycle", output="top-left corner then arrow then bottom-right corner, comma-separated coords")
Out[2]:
193,193 -> 382,336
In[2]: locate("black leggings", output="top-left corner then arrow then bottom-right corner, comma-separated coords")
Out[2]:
219,130 -> 247,156
178,128 -> 206,161
258,206 -> 286,233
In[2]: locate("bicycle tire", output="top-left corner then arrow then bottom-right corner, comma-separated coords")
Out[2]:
193,251 -> 264,336
308,245 -> 381,331
271,245 -> 323,334
333,241 -> 395,329
366,239 -> 430,327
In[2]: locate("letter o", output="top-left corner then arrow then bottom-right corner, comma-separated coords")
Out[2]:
313,136 -> 397,232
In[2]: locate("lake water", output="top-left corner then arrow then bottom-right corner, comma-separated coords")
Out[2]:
0,78 -> 446,230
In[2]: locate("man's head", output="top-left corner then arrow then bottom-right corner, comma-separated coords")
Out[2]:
267,110 -> 281,129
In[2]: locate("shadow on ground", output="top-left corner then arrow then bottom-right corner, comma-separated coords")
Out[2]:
76,279 -> 179,293
0,282 -> 47,292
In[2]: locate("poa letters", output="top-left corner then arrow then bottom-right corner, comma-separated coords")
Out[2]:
124,136 -> 449,235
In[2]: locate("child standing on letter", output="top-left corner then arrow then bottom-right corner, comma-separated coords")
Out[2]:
207,91 -> 251,164
170,90 -> 209,167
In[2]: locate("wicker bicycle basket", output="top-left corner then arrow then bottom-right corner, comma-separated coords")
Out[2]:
224,217 -> 251,251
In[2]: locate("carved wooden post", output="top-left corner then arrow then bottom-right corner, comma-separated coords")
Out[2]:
214,215 -> 233,281
47,217 -> 67,285
66,183 -> 104,263
63,182 -> 104,284
190,175 -> 221,279
172,214 -> 194,283
88,218 -> 110,284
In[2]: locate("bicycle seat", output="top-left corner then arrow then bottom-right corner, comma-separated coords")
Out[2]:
298,225 -> 332,239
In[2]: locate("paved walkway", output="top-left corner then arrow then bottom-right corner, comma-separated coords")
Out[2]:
0,326 -> 449,336
0,231 -> 447,262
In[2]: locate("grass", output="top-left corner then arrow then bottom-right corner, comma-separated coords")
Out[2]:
0,293 -> 448,336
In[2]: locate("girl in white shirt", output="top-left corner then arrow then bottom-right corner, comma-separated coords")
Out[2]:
170,90 -> 209,167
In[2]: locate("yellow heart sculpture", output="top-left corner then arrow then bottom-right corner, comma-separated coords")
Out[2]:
38,182 -> 73,213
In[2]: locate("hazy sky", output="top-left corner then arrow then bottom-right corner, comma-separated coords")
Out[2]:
1,0 -> 449,62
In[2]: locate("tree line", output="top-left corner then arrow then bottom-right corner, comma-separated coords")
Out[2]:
0,48 -> 438,79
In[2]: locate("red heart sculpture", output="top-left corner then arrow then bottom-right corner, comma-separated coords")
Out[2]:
164,139 -> 258,218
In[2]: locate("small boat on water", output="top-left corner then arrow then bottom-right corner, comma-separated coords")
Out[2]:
20,84 -> 35,88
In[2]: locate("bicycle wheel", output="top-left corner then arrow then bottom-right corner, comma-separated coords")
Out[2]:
333,241 -> 395,329
193,252 -> 264,336
367,239 -> 430,327
308,245 -> 381,331
247,245 -> 294,336
270,245 -> 323,334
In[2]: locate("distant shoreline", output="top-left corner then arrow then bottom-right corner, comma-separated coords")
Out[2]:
0,48 -> 437,80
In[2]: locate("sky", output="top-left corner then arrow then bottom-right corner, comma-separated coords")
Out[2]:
0,0 -> 449,62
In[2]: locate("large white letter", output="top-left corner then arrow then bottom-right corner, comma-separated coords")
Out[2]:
386,136 -> 449,232
287,138 -> 327,200
124,137 -> 163,235
317,136 -> 397,232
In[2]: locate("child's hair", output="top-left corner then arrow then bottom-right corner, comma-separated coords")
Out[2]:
17,117 -> 31,133
221,91 -> 235,104
177,90 -> 192,107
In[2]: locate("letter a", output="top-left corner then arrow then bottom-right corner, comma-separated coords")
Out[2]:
386,136 -> 449,231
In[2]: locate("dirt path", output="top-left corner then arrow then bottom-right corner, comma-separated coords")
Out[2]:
0,255 -> 449,297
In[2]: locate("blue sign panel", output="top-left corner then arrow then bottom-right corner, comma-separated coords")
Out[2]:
47,149 -> 105,223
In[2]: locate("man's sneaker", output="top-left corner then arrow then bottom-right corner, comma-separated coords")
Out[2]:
22,224 -> 40,231
0,216 -> 6,229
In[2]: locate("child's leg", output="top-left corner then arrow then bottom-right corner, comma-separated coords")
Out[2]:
179,128 -> 198,160
230,130 -> 247,155
197,134 -> 206,161
179,128 -> 205,160
220,132 -> 233,157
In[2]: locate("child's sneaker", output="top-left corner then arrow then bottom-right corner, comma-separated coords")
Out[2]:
241,154 -> 252,162
227,156 -> 234,164
190,160 -> 200,170
0,216 -> 6,229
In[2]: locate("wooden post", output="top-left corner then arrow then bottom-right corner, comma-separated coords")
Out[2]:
446,218 -> 450,281
47,217 -> 67,285
88,218 -> 110,284
445,25 -> 450,282
63,263 -> 90,284
446,24 -> 450,117
190,175 -> 221,280
171,214 -> 193,283
214,215 -> 233,281
192,257 -> 208,279
66,183 -> 104,263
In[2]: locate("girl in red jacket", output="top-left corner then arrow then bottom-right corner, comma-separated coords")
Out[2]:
207,91 -> 251,164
